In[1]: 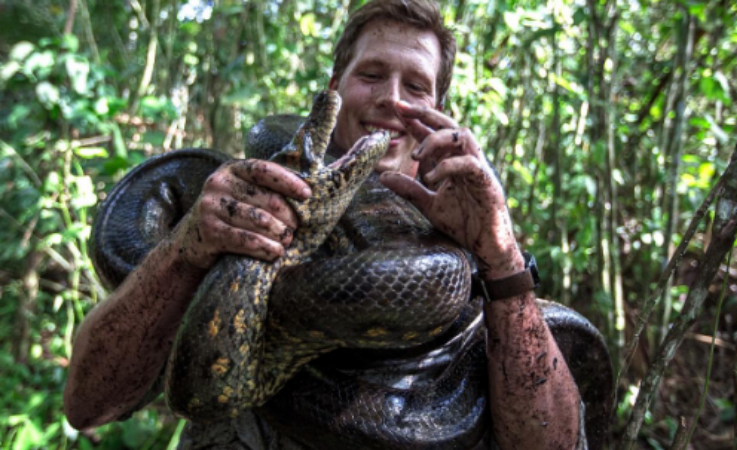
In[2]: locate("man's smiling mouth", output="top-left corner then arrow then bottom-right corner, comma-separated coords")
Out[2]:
364,124 -> 402,139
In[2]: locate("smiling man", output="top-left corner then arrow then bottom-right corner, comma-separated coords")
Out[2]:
64,1 -> 585,449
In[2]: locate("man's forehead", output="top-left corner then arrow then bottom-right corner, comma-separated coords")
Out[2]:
353,20 -> 441,71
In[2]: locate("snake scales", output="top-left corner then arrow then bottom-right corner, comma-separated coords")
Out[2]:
91,91 -> 613,449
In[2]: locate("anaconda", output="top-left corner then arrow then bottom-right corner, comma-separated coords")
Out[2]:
91,91 -> 614,449
161,91 -> 391,421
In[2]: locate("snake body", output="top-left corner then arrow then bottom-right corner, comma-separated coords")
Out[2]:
91,91 -> 613,449
161,91 -> 391,421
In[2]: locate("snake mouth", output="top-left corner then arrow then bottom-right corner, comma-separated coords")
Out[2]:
329,131 -> 389,171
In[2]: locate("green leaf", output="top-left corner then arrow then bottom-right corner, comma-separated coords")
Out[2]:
35,82 -> 60,108
512,160 -> 534,185
486,77 -> 507,97
9,41 -> 35,62
1,61 -> 22,81
714,71 -> 730,99
74,147 -> 109,159
61,34 -> 80,53
43,171 -> 61,193
7,104 -> 32,128
13,419 -> 43,450
503,10 -> 521,31
25,50 -> 55,77
71,176 -> 97,209
300,13 -> 319,37
612,169 -> 625,185
94,97 -> 109,115
7,415 -> 28,427
619,21 -> 635,35
65,56 -> 90,94
140,96 -> 177,119
102,156 -> 130,175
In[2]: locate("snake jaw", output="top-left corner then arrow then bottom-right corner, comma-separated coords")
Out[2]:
330,131 -> 390,179
288,130 -> 389,231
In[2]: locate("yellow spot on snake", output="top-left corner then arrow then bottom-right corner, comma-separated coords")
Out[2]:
430,326 -> 444,336
309,330 -> 325,339
188,397 -> 201,410
211,357 -> 230,376
233,309 -> 247,334
230,408 -> 239,418
230,280 -> 240,292
209,310 -> 221,337
253,282 -> 262,304
402,331 -> 418,341
365,327 -> 388,338
239,343 -> 250,356
218,386 -> 234,403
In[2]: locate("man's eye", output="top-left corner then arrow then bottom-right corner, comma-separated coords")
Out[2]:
361,73 -> 380,80
408,83 -> 427,93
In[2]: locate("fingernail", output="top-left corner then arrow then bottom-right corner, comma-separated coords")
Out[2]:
397,100 -> 411,109
412,145 -> 423,159
301,186 -> 312,198
426,169 -> 436,182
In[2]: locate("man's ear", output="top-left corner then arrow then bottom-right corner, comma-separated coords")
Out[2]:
328,74 -> 339,91
435,96 -> 445,112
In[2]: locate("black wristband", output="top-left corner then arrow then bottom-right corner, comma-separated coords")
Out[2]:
479,252 -> 540,302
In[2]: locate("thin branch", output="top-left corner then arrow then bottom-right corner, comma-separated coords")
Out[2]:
619,171 -> 724,380
670,417 -> 690,450
619,146 -> 737,449
0,140 -> 43,188
685,244 -> 734,446
686,332 -> 736,351
64,0 -> 78,35
78,0 -> 100,64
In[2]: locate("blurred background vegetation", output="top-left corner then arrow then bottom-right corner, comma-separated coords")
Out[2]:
0,0 -> 735,448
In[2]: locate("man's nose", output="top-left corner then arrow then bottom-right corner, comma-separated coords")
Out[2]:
375,76 -> 402,108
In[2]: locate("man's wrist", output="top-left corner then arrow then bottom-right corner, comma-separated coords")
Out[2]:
475,245 -> 525,281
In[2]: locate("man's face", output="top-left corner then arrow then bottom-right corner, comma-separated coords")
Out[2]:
329,20 -> 441,176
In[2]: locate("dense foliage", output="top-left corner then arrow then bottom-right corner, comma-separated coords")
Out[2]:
1,0 -> 735,448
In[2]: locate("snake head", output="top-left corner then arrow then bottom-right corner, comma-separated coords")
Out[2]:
269,90 -> 389,253
269,90 -> 340,177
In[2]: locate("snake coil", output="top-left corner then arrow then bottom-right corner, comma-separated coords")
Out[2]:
91,92 -> 613,449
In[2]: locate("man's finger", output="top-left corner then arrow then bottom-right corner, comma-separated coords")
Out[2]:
413,128 -> 482,162
379,171 -> 434,217
404,117 -> 435,143
424,156 -> 496,194
229,159 -> 312,200
395,100 -> 459,132
215,197 -> 294,245
221,224 -> 286,262
227,179 -> 300,230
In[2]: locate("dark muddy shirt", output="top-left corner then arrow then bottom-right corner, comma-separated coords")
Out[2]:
174,403 -> 588,449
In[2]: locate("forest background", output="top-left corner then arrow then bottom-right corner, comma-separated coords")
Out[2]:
1,0 -> 736,449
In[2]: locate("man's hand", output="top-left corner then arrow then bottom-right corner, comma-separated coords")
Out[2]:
173,159 -> 312,269
380,100 -> 523,279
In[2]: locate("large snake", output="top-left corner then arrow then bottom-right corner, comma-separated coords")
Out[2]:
91,91 -> 613,449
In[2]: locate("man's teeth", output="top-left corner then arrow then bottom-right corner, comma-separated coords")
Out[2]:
365,125 -> 401,139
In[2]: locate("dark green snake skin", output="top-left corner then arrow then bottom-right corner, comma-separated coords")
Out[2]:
163,91 -> 390,421
91,92 -> 614,449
